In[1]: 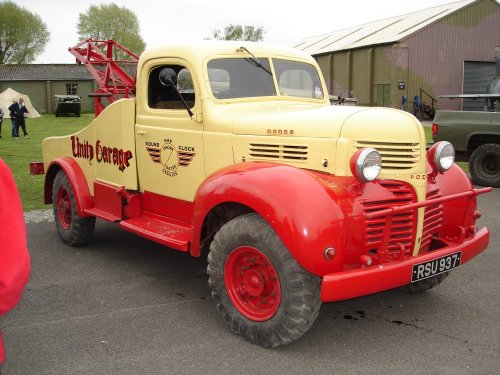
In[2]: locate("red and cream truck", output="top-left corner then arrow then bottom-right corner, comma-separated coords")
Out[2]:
31,39 -> 491,347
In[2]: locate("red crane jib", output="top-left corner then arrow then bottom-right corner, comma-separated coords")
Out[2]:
68,38 -> 139,117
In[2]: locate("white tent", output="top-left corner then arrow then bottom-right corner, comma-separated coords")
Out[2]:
0,88 -> 41,119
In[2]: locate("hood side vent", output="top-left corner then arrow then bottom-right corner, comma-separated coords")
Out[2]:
248,143 -> 308,162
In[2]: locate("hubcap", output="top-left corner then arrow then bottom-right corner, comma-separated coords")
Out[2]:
482,155 -> 499,175
224,246 -> 281,321
57,187 -> 72,230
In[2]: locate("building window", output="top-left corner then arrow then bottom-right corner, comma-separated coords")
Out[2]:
66,83 -> 78,95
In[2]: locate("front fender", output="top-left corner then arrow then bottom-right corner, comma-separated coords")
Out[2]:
430,162 -> 478,237
45,157 -> 93,216
192,162 -> 358,276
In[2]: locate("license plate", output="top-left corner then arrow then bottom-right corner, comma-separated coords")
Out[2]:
411,251 -> 461,282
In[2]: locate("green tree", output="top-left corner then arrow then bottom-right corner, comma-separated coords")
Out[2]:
77,3 -> 145,58
0,1 -> 50,64
209,24 -> 266,42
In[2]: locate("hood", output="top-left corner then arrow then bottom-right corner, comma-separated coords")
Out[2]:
229,102 -> 370,139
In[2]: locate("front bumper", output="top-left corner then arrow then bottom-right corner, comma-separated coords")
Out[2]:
321,224 -> 490,303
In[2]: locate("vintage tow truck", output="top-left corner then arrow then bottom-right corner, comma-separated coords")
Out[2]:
31,39 -> 491,347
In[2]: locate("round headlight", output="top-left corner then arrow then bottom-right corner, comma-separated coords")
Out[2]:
350,148 -> 382,183
429,141 -> 455,172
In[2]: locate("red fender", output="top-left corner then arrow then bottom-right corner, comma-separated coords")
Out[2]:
429,162 -> 478,238
192,162 -> 360,276
45,157 -> 93,216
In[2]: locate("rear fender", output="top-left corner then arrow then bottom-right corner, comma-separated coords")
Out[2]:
192,162 -> 358,276
45,157 -> 93,216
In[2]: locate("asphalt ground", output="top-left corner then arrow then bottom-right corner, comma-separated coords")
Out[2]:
1,188 -> 499,375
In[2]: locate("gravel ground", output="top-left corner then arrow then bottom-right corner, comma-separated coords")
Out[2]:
24,209 -> 54,223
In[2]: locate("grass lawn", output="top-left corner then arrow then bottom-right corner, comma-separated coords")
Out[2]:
0,116 -> 465,212
0,114 -> 93,211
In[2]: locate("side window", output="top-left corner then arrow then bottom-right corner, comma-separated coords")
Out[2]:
148,65 -> 195,109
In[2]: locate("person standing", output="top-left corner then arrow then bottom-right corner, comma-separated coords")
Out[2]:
0,107 -> 3,138
16,98 -> 29,139
7,99 -> 19,139
0,158 -> 30,367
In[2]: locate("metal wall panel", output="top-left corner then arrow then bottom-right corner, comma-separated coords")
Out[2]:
403,0 -> 500,111
463,61 -> 496,111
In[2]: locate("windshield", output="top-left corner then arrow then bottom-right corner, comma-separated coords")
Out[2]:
208,58 -> 276,99
207,58 -> 324,100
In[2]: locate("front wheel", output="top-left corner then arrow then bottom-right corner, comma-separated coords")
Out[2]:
52,170 -> 95,246
207,213 -> 321,347
400,272 -> 449,293
469,143 -> 500,187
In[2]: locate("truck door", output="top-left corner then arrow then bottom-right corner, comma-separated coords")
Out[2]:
135,58 -> 204,206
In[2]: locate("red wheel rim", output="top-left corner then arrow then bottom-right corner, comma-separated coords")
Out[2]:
224,246 -> 281,321
56,187 -> 72,230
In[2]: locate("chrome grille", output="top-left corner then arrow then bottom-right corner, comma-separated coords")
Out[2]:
355,141 -> 420,170
421,187 -> 444,251
248,143 -> 308,162
362,181 -> 416,255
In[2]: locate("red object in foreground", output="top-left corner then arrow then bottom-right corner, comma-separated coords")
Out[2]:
0,159 -> 30,364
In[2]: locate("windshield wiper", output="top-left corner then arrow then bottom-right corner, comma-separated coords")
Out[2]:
239,46 -> 273,76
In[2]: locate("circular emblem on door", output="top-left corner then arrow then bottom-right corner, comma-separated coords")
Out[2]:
161,140 -> 179,176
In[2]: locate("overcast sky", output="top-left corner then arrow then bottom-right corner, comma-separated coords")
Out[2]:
14,0 -> 467,63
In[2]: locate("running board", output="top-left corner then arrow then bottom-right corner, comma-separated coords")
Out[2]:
120,213 -> 191,252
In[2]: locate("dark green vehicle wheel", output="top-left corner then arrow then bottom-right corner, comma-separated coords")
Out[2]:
469,143 -> 500,187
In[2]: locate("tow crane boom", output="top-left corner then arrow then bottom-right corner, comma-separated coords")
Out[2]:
68,38 -> 139,116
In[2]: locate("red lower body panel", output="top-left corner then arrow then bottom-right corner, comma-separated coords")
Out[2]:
320,227 -> 489,302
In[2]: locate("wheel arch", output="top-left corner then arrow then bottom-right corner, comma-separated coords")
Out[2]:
467,134 -> 500,154
192,162 -> 350,276
45,157 -> 93,216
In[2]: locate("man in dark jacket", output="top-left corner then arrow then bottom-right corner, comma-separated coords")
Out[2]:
15,98 -> 29,139
7,100 -> 19,138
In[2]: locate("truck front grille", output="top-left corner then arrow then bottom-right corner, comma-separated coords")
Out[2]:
248,143 -> 308,162
355,141 -> 420,170
362,181 -> 416,257
421,187 -> 444,252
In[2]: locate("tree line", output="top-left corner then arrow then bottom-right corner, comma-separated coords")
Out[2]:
0,1 -> 266,64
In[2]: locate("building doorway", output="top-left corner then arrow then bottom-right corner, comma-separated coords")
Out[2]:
375,84 -> 391,107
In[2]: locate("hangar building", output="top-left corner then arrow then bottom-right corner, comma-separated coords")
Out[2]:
294,0 -> 500,114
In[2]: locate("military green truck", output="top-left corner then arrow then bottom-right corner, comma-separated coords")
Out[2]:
432,110 -> 500,187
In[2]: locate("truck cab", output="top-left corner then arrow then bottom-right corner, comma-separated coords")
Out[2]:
37,41 -> 490,347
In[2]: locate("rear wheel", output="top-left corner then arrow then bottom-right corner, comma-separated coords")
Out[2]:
207,213 -> 321,347
469,143 -> 500,187
52,170 -> 95,246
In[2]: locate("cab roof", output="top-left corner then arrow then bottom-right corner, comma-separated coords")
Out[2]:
138,41 -> 316,66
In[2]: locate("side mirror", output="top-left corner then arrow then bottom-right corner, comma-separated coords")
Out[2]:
159,68 -> 177,87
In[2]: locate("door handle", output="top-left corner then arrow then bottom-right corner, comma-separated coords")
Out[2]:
137,130 -> 147,135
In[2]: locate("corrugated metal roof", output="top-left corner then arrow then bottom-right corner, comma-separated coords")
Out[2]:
294,0 -> 477,55
0,64 -> 94,81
